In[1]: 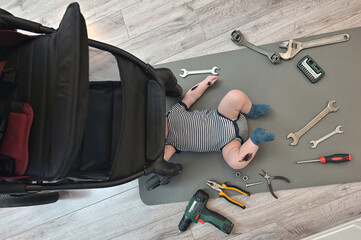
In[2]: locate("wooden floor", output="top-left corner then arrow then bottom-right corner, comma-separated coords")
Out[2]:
2,0 -> 361,239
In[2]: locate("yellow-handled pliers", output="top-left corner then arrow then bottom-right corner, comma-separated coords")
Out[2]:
207,180 -> 250,209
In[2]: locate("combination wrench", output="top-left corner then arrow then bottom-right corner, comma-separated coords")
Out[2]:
231,30 -> 281,64
310,125 -> 343,149
179,66 -> 219,78
287,100 -> 340,146
279,33 -> 350,60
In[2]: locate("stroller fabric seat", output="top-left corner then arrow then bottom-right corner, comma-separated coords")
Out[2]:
1,4 -> 89,180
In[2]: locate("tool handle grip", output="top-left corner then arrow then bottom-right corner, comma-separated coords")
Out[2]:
321,154 -> 351,163
268,182 -> 278,199
219,192 -> 246,209
273,176 -> 290,183
303,34 -> 349,49
201,206 -> 234,234
223,182 -> 250,196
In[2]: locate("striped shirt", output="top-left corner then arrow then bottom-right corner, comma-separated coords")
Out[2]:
165,102 -> 248,152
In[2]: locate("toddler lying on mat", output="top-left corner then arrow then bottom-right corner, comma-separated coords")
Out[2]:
164,75 -> 274,169
145,75 -> 274,190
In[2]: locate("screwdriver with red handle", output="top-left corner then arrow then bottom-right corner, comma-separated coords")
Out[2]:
295,154 -> 351,164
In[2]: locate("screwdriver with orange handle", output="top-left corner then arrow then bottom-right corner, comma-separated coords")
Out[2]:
295,153 -> 351,164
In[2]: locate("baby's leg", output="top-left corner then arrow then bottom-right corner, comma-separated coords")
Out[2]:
218,90 -> 273,169
218,90 -> 269,119
222,128 -> 274,169
218,90 -> 252,119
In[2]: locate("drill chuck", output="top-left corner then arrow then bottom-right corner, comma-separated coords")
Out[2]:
178,215 -> 192,232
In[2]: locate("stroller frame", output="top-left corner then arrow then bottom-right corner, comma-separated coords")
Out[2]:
0,3 -> 182,206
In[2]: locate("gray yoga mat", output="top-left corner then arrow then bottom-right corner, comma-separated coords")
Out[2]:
139,27 -> 361,205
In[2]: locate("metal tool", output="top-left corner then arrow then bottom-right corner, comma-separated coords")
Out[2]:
245,181 -> 264,188
297,55 -> 324,83
295,153 -> 351,164
279,33 -> 350,60
310,125 -> 343,148
231,30 -> 281,64
259,169 -> 290,199
287,100 -> 340,146
179,66 -> 219,78
207,180 -> 250,209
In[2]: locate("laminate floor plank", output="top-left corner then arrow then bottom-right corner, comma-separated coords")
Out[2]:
0,181 -> 137,239
196,0 -> 298,40
86,11 -> 129,46
121,0 -> 214,39
112,212 -> 195,240
277,189 -> 361,239
118,11 -> 206,64
6,188 -> 187,240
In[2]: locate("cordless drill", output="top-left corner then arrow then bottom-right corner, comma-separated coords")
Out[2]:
178,189 -> 234,234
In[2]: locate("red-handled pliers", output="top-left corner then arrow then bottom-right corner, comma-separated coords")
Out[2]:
259,169 -> 290,199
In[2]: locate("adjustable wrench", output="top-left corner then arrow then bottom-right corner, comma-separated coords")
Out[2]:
279,33 -> 350,60
179,66 -> 219,78
287,100 -> 340,146
231,30 -> 281,64
310,125 -> 343,149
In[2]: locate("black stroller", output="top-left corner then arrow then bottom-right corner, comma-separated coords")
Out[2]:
0,3 -> 183,207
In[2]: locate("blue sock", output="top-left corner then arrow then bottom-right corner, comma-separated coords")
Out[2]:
250,128 -> 275,146
245,104 -> 270,119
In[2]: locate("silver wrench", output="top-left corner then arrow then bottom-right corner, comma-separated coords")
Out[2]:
231,30 -> 281,64
310,125 -> 343,149
179,66 -> 219,78
279,33 -> 350,60
287,100 -> 340,146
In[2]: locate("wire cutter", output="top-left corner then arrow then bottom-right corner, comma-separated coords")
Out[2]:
259,169 -> 290,199
207,180 -> 250,209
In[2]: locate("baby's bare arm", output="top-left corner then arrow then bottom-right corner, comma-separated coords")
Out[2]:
181,76 -> 218,108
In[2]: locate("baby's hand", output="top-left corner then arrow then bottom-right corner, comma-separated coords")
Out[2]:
204,75 -> 218,86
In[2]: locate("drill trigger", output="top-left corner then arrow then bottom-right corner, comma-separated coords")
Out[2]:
198,219 -> 205,224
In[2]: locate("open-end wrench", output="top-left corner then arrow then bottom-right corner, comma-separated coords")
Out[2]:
287,100 -> 340,146
279,33 -> 350,60
231,30 -> 281,64
310,125 -> 343,149
179,66 -> 219,78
